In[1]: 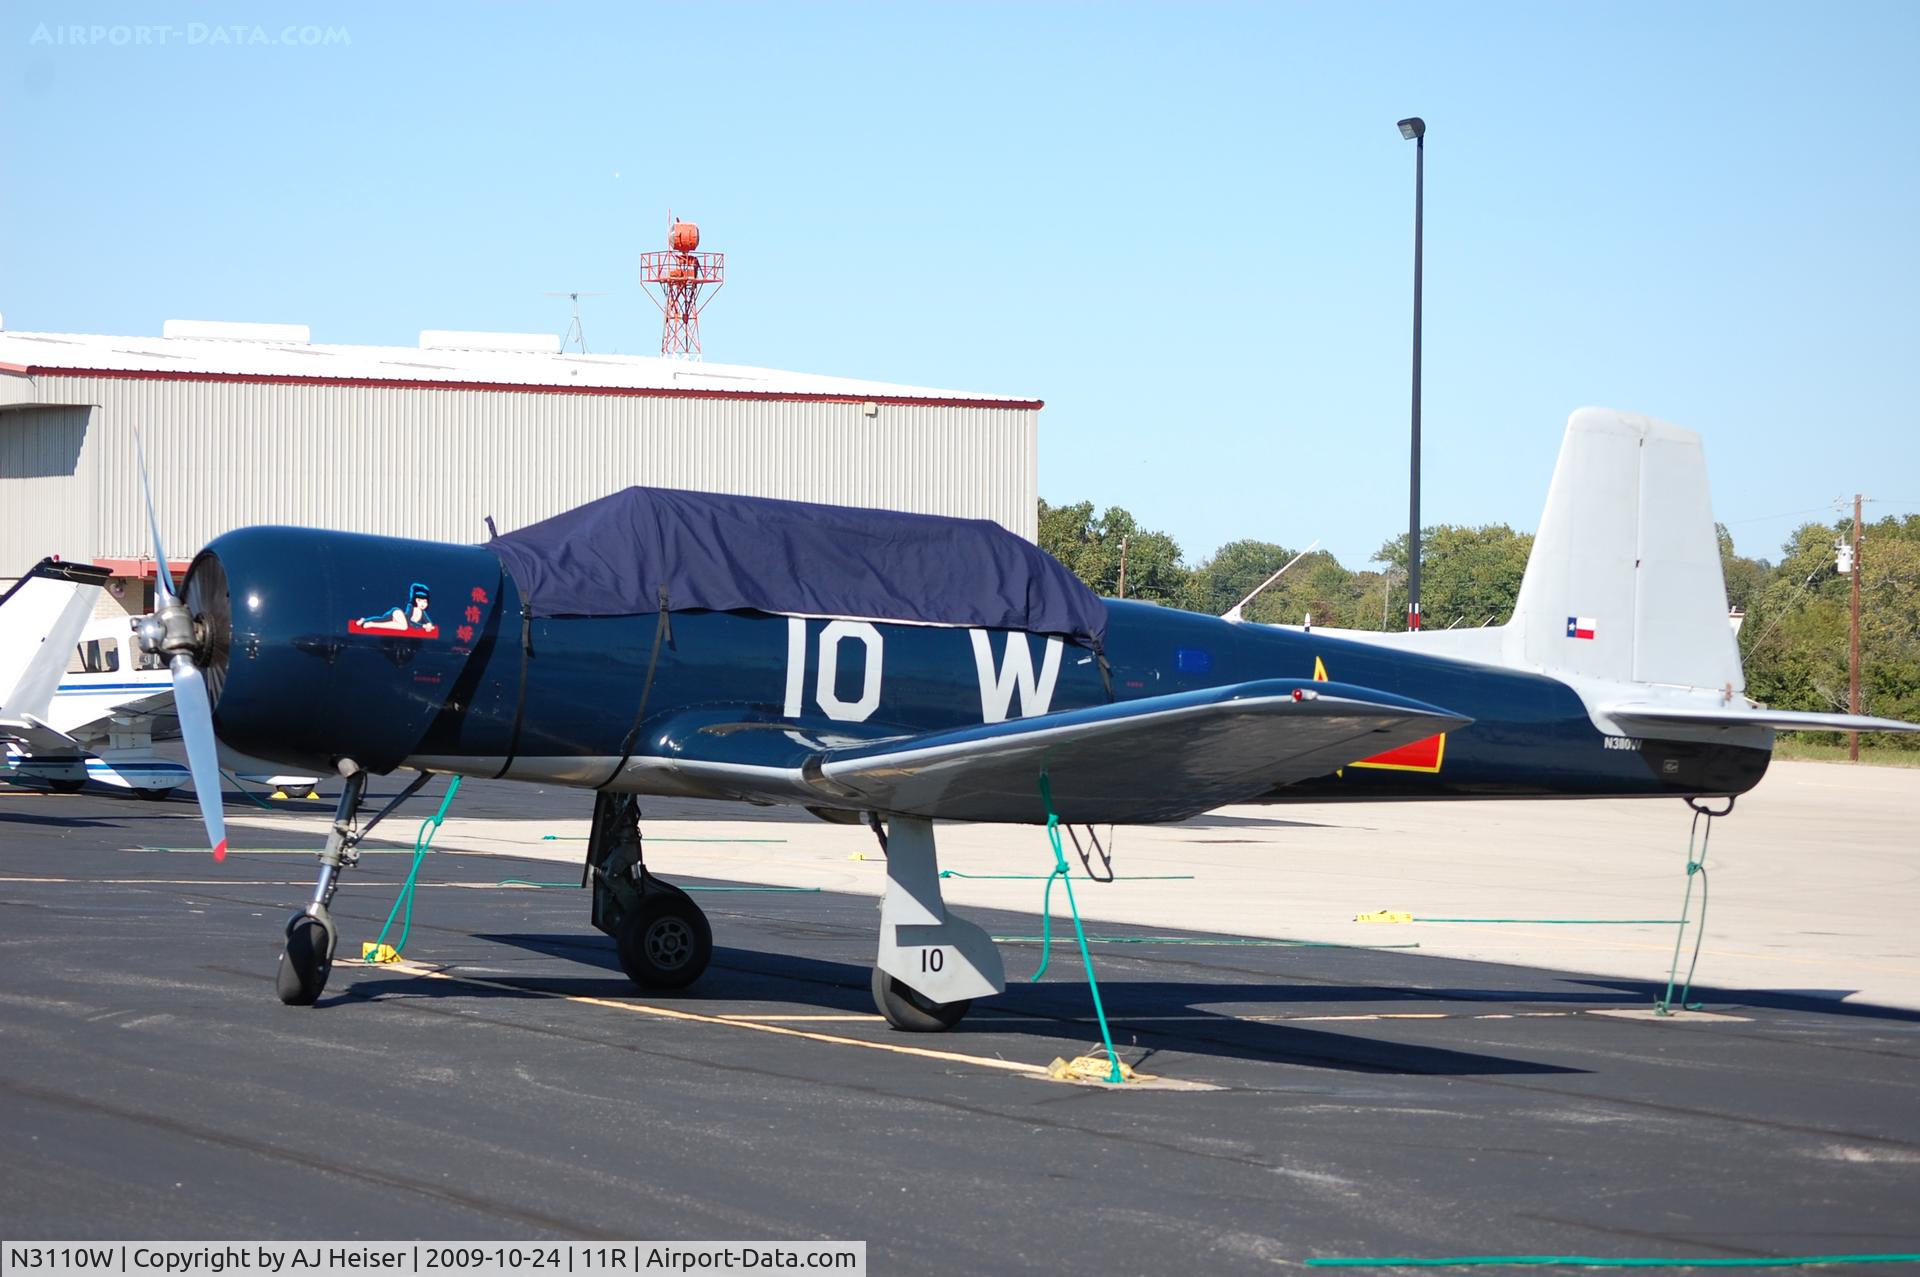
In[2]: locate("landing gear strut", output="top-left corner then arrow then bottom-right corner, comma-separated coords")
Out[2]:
275,768 -> 365,1006
868,814 -> 1004,1032
587,794 -> 713,992
275,765 -> 432,1006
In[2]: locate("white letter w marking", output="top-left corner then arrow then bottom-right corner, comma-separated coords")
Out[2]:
970,631 -> 1062,723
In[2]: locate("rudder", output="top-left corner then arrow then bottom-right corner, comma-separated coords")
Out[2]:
0,559 -> 110,720
1506,409 -> 1742,694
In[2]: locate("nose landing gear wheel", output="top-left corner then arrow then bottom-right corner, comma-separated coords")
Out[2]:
276,913 -> 336,1006
614,892 -> 713,991
871,966 -> 970,1032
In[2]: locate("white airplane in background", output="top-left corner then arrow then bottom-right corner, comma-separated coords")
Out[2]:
1,558 -> 318,798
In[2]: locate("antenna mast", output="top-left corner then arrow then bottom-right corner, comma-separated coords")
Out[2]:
544,290 -> 607,354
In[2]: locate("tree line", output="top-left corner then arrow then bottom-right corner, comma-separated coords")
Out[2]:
1038,500 -> 1920,750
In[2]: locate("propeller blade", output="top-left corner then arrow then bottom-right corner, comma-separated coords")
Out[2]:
170,655 -> 228,861
131,427 -> 177,601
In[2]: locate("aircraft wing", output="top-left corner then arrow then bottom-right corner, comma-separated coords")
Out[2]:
1604,704 -> 1920,737
639,680 -> 1470,824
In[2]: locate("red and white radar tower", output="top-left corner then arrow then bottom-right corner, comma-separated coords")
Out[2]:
639,218 -> 725,359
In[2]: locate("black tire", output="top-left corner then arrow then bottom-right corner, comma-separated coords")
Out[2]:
47,779 -> 85,794
871,966 -> 970,1033
132,786 -> 174,802
276,914 -> 334,1006
614,892 -> 713,991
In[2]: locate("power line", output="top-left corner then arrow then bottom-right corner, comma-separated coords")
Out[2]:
1721,504 -> 1843,525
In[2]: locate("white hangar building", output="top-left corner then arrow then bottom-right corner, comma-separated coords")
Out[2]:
0,319 -> 1042,613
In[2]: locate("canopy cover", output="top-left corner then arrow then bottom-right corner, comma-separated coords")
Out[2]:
487,486 -> 1109,648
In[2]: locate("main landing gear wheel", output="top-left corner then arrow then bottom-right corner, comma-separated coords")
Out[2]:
133,786 -> 174,802
47,779 -> 84,794
276,912 -> 336,1006
871,966 -> 971,1033
614,892 -> 713,992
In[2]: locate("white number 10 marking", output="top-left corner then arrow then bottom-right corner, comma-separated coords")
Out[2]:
784,617 -> 885,722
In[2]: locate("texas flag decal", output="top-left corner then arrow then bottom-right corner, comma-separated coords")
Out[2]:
1566,616 -> 1597,640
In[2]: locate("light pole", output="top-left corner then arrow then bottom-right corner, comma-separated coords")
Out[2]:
1398,116 -> 1425,630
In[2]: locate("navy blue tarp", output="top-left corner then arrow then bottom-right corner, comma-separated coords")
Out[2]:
486,487 -> 1109,649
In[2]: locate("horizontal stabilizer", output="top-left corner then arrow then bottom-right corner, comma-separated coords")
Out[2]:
1604,703 -> 1920,737
0,714 -> 84,754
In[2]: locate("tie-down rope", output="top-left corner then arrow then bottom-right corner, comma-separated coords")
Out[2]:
363,776 -> 463,961
1656,796 -> 1731,1014
1030,772 -> 1128,1083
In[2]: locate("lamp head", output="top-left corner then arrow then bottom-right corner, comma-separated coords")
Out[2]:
1397,117 -> 1425,141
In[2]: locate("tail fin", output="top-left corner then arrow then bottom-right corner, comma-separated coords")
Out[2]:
0,559 -> 111,723
1506,408 -> 1742,693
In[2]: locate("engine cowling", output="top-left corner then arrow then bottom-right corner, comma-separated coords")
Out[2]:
187,527 -> 510,774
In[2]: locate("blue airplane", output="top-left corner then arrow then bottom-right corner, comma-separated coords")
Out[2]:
131,410 -> 1917,1029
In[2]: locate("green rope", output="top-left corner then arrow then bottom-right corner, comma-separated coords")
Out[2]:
1030,773 -> 1125,1084
220,770 -> 278,812
941,870 -> 1194,881
367,776 -> 462,958
1305,1254 -> 1920,1269
1656,807 -> 1714,1014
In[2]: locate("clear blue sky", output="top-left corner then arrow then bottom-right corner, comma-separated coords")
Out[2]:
4,2 -> 1915,569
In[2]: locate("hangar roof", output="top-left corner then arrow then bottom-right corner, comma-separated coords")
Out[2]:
0,327 -> 1041,410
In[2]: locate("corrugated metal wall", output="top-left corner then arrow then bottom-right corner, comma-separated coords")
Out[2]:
0,405 -> 99,570
1,377 -> 1038,574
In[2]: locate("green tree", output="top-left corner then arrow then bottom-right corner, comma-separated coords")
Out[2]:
1716,523 -> 1772,615
1373,524 -> 1534,630
1858,527 -> 1920,740
1036,500 -> 1191,606
1033,496 -> 1918,752
1741,515 -> 1920,751
1239,551 -> 1363,627
1185,539 -> 1296,616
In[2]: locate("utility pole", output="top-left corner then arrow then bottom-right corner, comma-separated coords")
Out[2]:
1116,536 -> 1130,600
1849,493 -> 1862,762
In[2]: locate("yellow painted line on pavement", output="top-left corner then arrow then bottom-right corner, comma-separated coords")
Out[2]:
958,1010 -> 1583,1025
717,1013 -> 886,1022
373,958 -> 1053,1077
721,1009 -> 1589,1028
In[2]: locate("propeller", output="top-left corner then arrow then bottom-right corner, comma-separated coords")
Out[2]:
129,429 -> 229,861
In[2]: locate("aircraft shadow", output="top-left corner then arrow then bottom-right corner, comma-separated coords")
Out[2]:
395,933 -> 1590,1078
0,809 -> 127,829
1170,813 -> 1336,830
1565,977 -> 1920,1024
